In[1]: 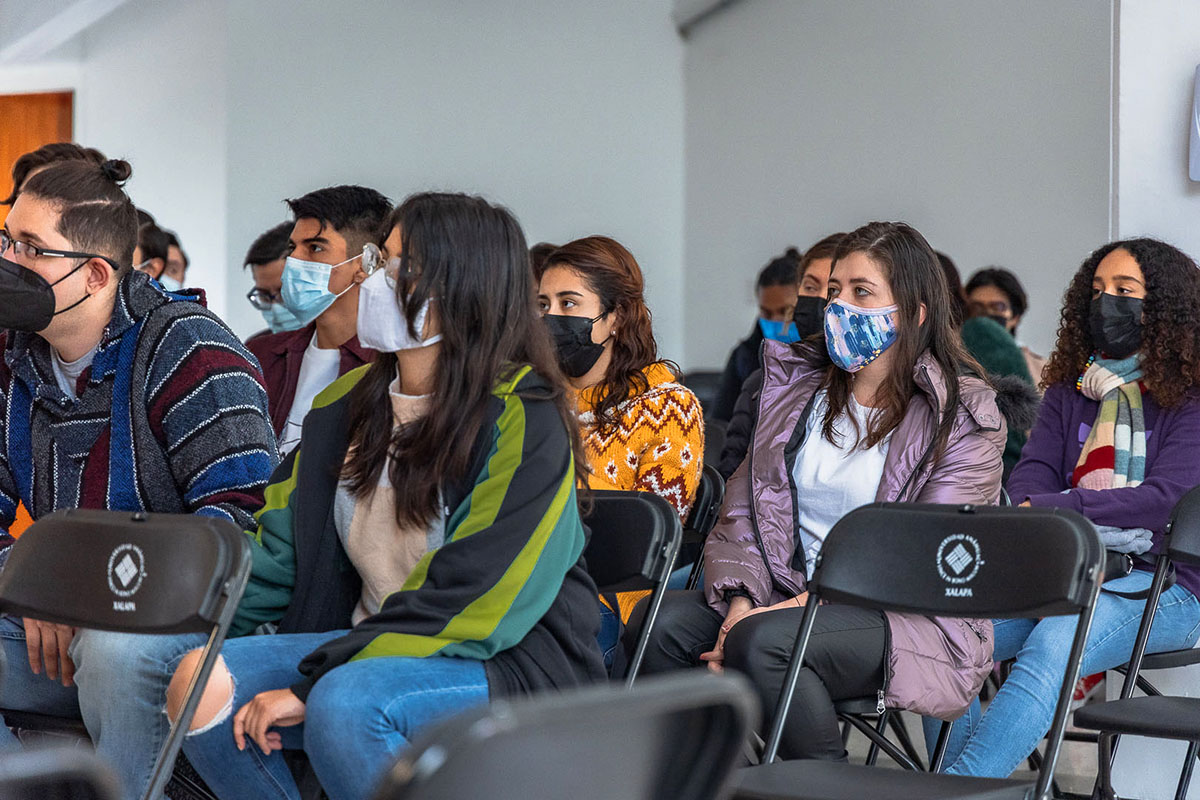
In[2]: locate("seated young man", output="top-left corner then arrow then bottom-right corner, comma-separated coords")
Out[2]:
244,221 -> 303,343
0,156 -> 278,800
246,186 -> 390,455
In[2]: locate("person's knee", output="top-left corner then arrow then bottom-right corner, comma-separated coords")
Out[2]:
722,614 -> 775,679
166,650 -> 233,733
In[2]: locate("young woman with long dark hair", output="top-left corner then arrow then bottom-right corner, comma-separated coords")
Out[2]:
941,238 -> 1200,777
167,192 -> 605,800
638,221 -> 1027,762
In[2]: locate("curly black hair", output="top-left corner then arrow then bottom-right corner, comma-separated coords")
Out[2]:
1043,237 -> 1200,407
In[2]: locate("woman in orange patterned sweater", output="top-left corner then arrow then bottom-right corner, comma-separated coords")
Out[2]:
537,236 -> 704,667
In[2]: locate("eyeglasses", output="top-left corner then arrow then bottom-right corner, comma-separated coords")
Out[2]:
362,244 -> 419,290
0,229 -> 119,270
968,300 -> 1012,317
246,287 -> 284,311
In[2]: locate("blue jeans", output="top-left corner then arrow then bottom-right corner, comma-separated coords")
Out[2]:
943,571 -> 1200,778
0,615 -> 206,800
182,631 -> 490,800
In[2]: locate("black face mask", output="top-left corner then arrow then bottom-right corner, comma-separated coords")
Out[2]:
791,295 -> 826,339
985,314 -> 1015,334
0,256 -> 91,333
1089,292 -> 1143,359
543,312 -> 609,378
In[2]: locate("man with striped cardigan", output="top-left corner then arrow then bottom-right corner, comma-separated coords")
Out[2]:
0,155 -> 277,800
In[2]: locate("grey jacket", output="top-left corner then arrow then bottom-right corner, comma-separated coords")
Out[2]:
704,341 -> 1006,720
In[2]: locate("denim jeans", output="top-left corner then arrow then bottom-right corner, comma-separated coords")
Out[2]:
0,615 -> 207,800
943,571 -> 1200,778
182,630 -> 490,800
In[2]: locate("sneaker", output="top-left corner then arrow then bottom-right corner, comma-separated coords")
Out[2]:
1071,672 -> 1105,709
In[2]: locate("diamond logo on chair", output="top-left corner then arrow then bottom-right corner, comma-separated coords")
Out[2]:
936,534 -> 983,588
106,543 -> 146,598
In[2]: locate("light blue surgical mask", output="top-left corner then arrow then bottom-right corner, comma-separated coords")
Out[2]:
158,275 -> 183,292
758,317 -> 801,344
823,298 -> 899,373
280,252 -> 361,327
260,302 -> 305,334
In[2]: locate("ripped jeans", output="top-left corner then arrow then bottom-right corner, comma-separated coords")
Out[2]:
179,630 -> 489,800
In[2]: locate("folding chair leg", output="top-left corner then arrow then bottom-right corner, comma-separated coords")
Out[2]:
1175,741 -> 1200,800
1091,732 -> 1118,800
840,718 -> 851,747
864,711 -> 888,766
887,714 -> 926,771
840,713 -> 922,771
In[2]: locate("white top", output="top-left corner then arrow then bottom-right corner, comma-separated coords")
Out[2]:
51,346 -> 97,400
278,333 -> 341,456
791,390 -> 890,577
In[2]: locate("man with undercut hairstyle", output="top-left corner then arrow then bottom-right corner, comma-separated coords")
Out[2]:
0,155 -> 277,800
247,185 -> 389,455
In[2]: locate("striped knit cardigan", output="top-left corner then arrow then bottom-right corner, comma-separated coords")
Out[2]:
0,270 -> 278,553
232,363 -> 607,700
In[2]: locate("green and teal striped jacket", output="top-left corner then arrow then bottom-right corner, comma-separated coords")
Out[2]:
233,363 -> 606,700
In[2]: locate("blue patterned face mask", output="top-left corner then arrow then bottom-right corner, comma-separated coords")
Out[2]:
758,317 -> 801,344
280,252 -> 361,327
824,298 -> 899,372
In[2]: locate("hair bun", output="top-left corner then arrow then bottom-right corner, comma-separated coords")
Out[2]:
784,246 -> 802,260
100,159 -> 132,184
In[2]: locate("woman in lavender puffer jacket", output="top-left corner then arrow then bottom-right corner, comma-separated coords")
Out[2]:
637,222 -> 1032,762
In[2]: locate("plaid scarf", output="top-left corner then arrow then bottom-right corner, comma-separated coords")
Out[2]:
1072,355 -> 1145,489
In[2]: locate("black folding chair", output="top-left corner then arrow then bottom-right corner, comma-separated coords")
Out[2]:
0,509 -> 251,800
1073,485 -> 1200,800
684,464 -> 727,591
733,502 -> 1103,800
0,748 -> 121,800
370,672 -> 758,800
582,491 -> 682,686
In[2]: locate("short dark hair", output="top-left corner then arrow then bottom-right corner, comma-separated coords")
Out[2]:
965,267 -> 1028,319
136,208 -> 156,228
137,223 -> 171,264
20,159 -> 139,273
529,242 -> 557,275
285,185 -> 392,253
4,142 -> 107,205
757,247 -> 802,289
163,230 -> 188,265
244,221 -> 294,269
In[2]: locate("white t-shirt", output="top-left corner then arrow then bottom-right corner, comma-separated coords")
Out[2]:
791,390 -> 890,577
51,346 -> 97,400
278,333 -> 341,456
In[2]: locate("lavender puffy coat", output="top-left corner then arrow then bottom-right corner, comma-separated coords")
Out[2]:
704,341 -> 1006,720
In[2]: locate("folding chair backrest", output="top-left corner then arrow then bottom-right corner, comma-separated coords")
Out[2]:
373,672 -> 758,800
582,492 -> 681,590
0,509 -> 251,634
813,503 -> 1102,619
1167,485 -> 1200,566
685,465 -> 726,540
0,748 -> 120,800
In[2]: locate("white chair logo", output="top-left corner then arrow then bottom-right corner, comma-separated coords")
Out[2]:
937,534 -> 982,596
107,543 -> 146,600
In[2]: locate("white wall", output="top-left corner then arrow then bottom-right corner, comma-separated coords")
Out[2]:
683,0 -> 1114,369
74,0 -> 229,319
1115,0 -> 1200,258
221,0 -> 686,351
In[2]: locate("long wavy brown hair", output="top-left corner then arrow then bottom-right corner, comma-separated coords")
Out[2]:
536,236 -> 677,434
813,221 -> 985,459
341,192 -> 586,528
1042,238 -> 1200,407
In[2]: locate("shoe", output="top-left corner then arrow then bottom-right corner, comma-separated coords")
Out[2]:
1071,672 -> 1105,709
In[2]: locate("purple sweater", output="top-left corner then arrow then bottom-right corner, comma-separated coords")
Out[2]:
1009,382 -> 1200,600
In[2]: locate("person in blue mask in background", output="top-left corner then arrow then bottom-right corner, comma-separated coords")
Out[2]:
246,185 -> 388,455
713,247 -> 803,422
244,221 -> 305,344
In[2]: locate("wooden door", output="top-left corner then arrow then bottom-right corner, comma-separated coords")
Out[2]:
0,91 -> 74,227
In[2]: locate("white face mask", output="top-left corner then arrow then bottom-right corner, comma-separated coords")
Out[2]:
356,268 -> 442,352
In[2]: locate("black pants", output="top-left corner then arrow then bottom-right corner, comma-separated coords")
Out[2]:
632,591 -> 887,761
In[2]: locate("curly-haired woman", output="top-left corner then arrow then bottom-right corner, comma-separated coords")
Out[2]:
942,238 -> 1200,777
